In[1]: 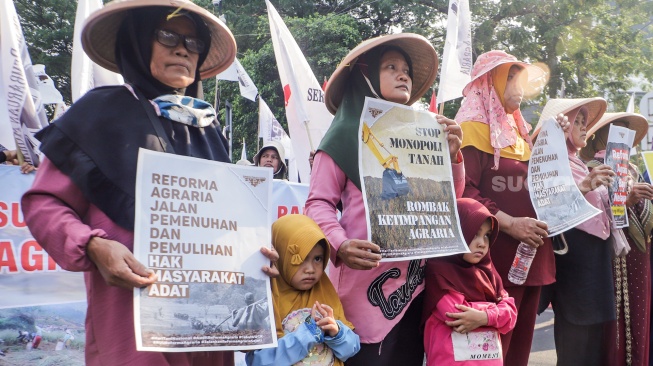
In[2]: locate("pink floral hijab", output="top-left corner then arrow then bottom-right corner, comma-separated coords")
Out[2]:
455,50 -> 534,169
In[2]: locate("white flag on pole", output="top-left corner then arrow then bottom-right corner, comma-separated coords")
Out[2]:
266,0 -> 333,182
437,0 -> 472,104
259,97 -> 298,181
71,0 -> 123,102
0,0 -> 49,165
33,64 -> 63,105
241,138 -> 247,161
627,93 -> 635,113
216,58 -> 259,102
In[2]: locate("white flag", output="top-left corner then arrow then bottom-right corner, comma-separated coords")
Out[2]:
241,138 -> 247,161
627,93 -> 635,113
266,0 -> 333,182
0,0 -> 49,165
216,58 -> 259,102
259,97 -> 298,181
71,0 -> 123,102
33,64 -> 63,105
437,0 -> 472,104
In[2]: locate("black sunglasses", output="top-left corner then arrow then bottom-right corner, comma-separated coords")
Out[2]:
154,29 -> 205,54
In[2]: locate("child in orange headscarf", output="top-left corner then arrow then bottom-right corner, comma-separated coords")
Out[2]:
246,214 -> 360,366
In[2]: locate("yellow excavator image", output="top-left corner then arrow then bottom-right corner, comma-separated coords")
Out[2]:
362,123 -> 410,199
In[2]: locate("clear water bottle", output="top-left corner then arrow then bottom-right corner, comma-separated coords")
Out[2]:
507,242 -> 537,285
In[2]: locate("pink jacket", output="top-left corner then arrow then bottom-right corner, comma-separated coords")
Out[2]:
22,158 -> 233,366
424,290 -> 517,366
305,151 -> 465,343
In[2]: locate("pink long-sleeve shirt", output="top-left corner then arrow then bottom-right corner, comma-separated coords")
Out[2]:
22,158 -> 233,366
423,290 -> 517,366
305,151 -> 465,343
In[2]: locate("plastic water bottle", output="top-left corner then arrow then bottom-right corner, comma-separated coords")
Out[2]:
507,243 -> 537,285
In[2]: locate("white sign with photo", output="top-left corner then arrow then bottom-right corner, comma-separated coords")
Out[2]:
133,149 -> 276,352
606,124 -> 635,228
527,117 -> 601,236
359,97 -> 467,261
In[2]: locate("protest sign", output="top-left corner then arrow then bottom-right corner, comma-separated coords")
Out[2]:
606,124 -> 635,228
0,166 -> 86,307
272,180 -> 308,220
642,151 -> 653,180
133,150 -> 276,352
0,165 -> 87,362
527,118 -> 601,236
359,97 -> 467,261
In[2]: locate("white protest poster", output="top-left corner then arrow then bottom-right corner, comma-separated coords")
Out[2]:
359,97 -> 467,261
0,165 -> 87,362
527,118 -> 601,236
133,150 -> 276,351
0,166 -> 87,307
606,124 -> 635,228
271,180 -> 308,221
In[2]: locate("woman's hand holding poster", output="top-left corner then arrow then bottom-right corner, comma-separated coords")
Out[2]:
133,149 -> 277,352
527,117 -> 601,236
358,97 -> 467,261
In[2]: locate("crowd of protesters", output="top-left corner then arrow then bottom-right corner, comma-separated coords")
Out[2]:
9,0 -> 653,365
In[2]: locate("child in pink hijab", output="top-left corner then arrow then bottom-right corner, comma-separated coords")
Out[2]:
422,198 -> 516,365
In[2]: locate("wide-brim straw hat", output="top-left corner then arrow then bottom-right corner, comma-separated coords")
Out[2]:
82,0 -> 237,79
579,112 -> 649,161
324,33 -> 438,115
462,50 -> 548,99
531,97 -> 607,139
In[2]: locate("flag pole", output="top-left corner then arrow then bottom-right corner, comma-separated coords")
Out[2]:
257,96 -> 261,152
304,120 -> 315,151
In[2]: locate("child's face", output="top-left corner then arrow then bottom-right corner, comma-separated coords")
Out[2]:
289,243 -> 325,291
462,219 -> 492,264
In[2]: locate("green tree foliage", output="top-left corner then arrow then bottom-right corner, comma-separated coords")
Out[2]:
468,0 -> 653,111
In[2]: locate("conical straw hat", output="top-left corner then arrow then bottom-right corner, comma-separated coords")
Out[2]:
531,97 -> 607,140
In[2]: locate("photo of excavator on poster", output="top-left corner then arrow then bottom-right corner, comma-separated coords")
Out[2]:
358,97 -> 468,261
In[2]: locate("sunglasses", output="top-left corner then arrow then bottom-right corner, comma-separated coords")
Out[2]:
154,29 -> 205,54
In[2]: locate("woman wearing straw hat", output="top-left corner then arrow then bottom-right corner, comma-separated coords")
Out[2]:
533,98 -> 625,365
580,112 -> 653,366
21,1 -> 278,364
455,50 -> 570,366
305,34 -> 464,366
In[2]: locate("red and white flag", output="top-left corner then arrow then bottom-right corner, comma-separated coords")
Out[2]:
216,58 -> 259,102
437,0 -> 472,104
259,97 -> 298,181
0,0 -> 49,165
266,0 -> 333,182
71,0 -> 123,102
429,89 -> 438,114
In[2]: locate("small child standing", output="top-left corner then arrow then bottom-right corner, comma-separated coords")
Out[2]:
422,198 -> 517,365
246,214 -> 360,366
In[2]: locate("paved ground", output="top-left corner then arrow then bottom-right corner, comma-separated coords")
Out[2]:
530,308 -> 556,365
